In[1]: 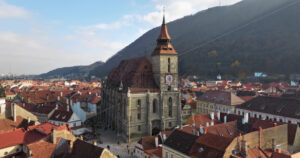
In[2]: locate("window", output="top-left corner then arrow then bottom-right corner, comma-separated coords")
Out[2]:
4,152 -> 8,155
165,151 -> 168,158
169,122 -> 172,127
168,97 -> 173,117
138,125 -> 141,131
170,154 -> 174,158
168,86 -> 171,91
168,58 -> 171,73
123,104 -> 126,119
137,99 -> 141,120
153,99 -> 157,113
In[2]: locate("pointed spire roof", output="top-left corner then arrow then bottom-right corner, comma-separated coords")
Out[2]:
151,14 -> 177,56
157,14 -> 171,40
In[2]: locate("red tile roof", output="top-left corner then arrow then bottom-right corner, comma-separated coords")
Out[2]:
27,140 -> 57,158
0,128 -> 25,149
28,122 -> 61,135
106,56 -> 159,92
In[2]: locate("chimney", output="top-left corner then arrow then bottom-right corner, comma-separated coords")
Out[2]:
13,104 -> 17,122
276,148 -> 281,153
27,117 -> 31,124
241,140 -> 248,157
224,115 -> 227,123
155,137 -> 159,147
199,125 -> 204,134
217,111 -> 220,120
272,139 -> 276,151
69,141 -> 73,153
244,113 -> 249,124
210,112 -> 214,120
163,134 -> 167,141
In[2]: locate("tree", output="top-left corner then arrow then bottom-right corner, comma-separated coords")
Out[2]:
231,60 -> 241,68
0,86 -> 5,98
208,50 -> 218,58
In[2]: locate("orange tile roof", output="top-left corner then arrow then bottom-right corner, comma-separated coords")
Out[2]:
27,140 -> 57,158
28,122 -> 60,135
0,128 -> 26,149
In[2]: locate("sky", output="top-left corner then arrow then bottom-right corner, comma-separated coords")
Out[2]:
0,0 -> 241,74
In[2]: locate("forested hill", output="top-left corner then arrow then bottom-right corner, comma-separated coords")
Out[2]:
90,0 -> 300,79
43,0 -> 300,79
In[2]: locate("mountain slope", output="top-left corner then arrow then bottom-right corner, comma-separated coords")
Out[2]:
40,61 -> 104,79
90,0 -> 300,79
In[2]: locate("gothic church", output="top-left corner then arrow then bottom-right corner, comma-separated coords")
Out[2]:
100,15 -> 181,142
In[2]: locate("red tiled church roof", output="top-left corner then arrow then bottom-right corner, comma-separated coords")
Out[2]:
107,56 -> 159,92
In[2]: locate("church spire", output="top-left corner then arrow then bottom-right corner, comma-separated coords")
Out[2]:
162,6 -> 166,25
151,12 -> 177,56
157,10 -> 171,41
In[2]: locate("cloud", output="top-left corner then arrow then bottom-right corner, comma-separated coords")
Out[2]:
141,0 -> 241,26
80,15 -> 135,32
0,0 -> 30,19
0,31 -> 101,74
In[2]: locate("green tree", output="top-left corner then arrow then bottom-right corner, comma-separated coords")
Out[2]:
208,50 -> 218,58
231,60 -> 241,68
0,86 -> 5,98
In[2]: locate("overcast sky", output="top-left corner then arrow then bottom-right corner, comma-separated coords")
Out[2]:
0,0 -> 240,74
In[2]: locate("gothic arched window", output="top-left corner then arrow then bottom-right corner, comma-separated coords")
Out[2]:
153,99 -> 157,113
137,99 -> 141,120
168,97 -> 172,117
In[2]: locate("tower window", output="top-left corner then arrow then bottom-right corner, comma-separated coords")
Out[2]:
168,58 -> 171,73
153,99 -> 157,113
137,100 -> 141,120
168,86 -> 171,91
168,97 -> 173,117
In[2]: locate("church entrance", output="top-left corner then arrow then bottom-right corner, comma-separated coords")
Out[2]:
152,120 -> 161,135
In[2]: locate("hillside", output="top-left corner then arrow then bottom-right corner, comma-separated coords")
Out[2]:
89,0 -> 300,79
40,61 -> 104,79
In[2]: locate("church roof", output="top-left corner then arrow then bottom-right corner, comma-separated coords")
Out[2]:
106,56 -> 159,93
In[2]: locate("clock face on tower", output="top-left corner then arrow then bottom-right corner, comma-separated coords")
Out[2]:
165,74 -> 174,85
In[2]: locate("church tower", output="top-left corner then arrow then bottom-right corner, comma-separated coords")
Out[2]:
152,15 -> 179,91
152,14 -> 181,131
